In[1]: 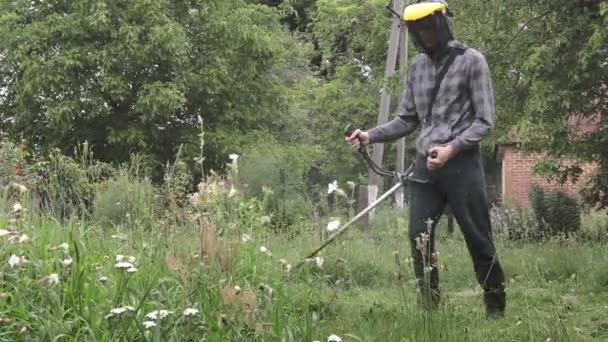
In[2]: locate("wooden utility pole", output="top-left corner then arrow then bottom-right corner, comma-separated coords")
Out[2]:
395,0 -> 409,209
367,0 -> 403,225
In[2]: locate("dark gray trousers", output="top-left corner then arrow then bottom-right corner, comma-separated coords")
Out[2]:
408,148 -> 505,293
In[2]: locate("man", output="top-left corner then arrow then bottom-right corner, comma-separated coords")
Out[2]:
346,0 -> 506,318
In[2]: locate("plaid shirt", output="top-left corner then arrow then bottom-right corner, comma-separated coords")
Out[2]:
367,41 -> 495,155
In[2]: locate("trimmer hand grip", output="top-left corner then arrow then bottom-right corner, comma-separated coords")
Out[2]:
344,124 -> 356,137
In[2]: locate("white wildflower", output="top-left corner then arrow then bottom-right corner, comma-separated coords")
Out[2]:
116,255 -> 136,264
260,246 -> 272,257
143,321 -> 157,329
260,215 -> 271,226
0,229 -> 10,237
346,181 -> 356,189
10,183 -> 27,193
58,242 -> 69,253
41,273 -> 60,286
111,234 -> 128,241
327,180 -> 339,195
62,256 -> 73,267
106,306 -> 135,319
110,308 -> 129,315
183,308 -> 199,317
18,234 -> 31,244
12,202 -> 22,213
228,186 -> 238,198
326,219 -> 340,233
8,255 -> 28,268
99,276 -> 109,283
327,180 -> 347,197
241,233 -> 253,243
145,310 -> 173,321
115,262 -> 135,270
126,267 -> 138,273
229,154 -> 239,162
328,335 -> 343,342
315,256 -> 324,269
48,273 -> 60,284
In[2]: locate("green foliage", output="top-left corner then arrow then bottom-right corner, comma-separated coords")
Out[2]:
452,0 -> 608,208
239,138 -> 322,230
490,205 -> 539,241
38,144 -> 111,218
0,0 -> 294,171
529,185 -> 581,238
94,169 -> 157,230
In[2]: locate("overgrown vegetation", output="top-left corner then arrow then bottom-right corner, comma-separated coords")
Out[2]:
0,141 -> 606,340
530,185 -> 582,239
0,0 -> 607,340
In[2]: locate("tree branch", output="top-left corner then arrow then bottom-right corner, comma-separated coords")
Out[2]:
503,10 -> 553,51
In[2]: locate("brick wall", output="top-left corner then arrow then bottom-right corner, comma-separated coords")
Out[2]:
501,145 -> 595,207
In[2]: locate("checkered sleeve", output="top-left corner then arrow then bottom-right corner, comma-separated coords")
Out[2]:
367,74 -> 420,144
451,50 -> 496,154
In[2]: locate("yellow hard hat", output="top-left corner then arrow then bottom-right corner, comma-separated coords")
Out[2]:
403,2 -> 448,22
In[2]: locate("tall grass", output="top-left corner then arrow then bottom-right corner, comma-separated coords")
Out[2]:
1,141 -> 608,340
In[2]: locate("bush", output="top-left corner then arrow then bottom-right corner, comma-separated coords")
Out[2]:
38,144 -> 112,217
94,169 -> 157,229
239,139 -> 322,231
529,185 -> 581,238
490,204 -> 539,240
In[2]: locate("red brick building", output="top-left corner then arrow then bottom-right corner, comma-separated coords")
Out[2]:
494,116 -> 599,208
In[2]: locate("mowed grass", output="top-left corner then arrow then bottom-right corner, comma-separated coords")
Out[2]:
1,205 -> 608,341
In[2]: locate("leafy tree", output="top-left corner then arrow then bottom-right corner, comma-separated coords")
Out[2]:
0,0 -> 293,172
452,0 -> 608,207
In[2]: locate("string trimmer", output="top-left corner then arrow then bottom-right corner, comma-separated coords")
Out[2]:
292,124 -> 436,271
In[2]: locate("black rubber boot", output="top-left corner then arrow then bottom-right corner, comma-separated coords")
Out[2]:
484,289 -> 506,319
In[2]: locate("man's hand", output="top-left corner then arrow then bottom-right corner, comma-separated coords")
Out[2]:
346,129 -> 370,150
427,145 -> 455,171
